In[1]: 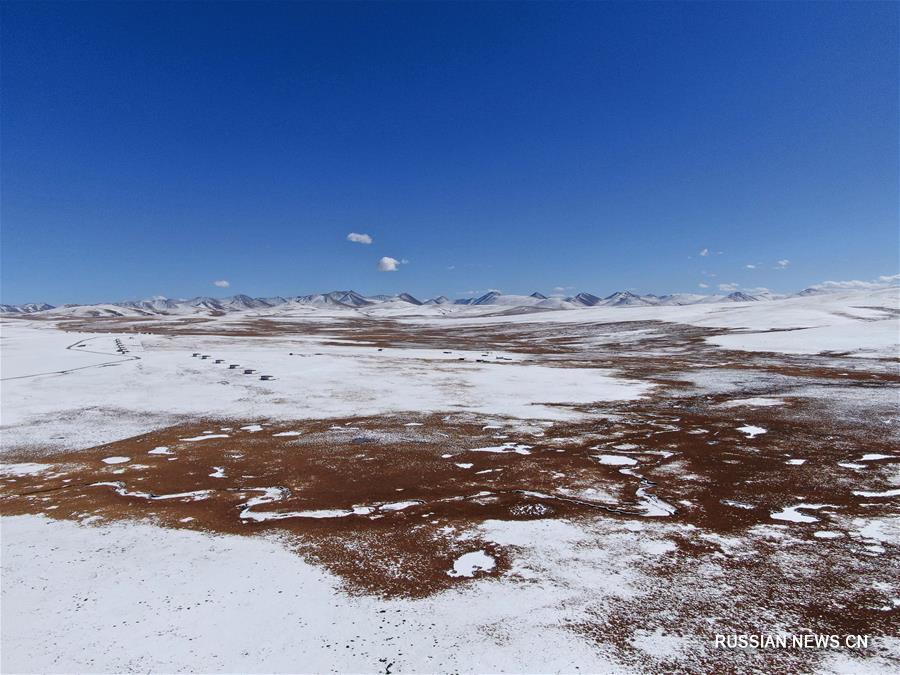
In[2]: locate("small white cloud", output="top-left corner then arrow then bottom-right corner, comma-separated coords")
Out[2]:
718,283 -> 739,292
745,264 -> 756,269
377,256 -> 400,272
698,283 -> 709,289
776,259 -> 790,269
553,286 -> 574,293
347,232 -> 373,245
699,248 -> 709,257
213,280 -> 230,288
400,258 -> 410,265
447,265 -> 456,271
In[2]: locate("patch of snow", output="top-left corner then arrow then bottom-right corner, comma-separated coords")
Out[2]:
0,463 -> 53,476
853,488 -> 900,498
630,628 -> 687,658
180,434 -> 230,442
719,397 -> 784,408
722,499 -> 754,510
771,503 -> 834,524
92,482 -> 211,501
380,500 -> 423,512
595,454 -> 638,466
447,550 -> 496,578
736,425 -> 767,439
469,444 -> 532,455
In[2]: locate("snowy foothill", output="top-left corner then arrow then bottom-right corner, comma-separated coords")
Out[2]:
419,286 -> 900,359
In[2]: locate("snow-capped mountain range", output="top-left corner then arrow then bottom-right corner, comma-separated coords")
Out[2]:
0,287 -> 843,317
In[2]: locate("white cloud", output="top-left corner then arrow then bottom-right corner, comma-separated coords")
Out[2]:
377,256 -> 400,272
447,265 -> 456,271
699,248 -> 709,257
776,259 -> 790,269
718,283 -> 739,292
811,273 -> 900,291
213,280 -> 230,288
347,232 -> 373,245
698,283 -> 709,289
745,264 -> 756,269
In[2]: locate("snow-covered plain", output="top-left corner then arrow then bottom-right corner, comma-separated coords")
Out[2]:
1,515 -> 625,673
0,323 -> 651,451
1,287 -> 898,673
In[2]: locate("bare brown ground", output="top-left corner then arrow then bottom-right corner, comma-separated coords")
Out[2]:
2,399 -> 896,596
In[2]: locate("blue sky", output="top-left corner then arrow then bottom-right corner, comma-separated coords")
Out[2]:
2,1 -> 897,304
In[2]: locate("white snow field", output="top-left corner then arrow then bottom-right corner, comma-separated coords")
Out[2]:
1,515 -> 628,673
0,321 -> 651,451
1,287 -> 899,673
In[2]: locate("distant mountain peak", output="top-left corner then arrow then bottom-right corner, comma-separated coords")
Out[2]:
0,285 -> 823,317
470,291 -> 501,305
724,291 -> 760,302
603,290 -> 653,306
571,292 -> 602,306
0,302 -> 55,314
396,292 -> 423,305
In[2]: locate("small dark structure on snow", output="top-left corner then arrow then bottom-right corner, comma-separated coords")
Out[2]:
243,369 -> 255,374
260,375 -> 274,381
